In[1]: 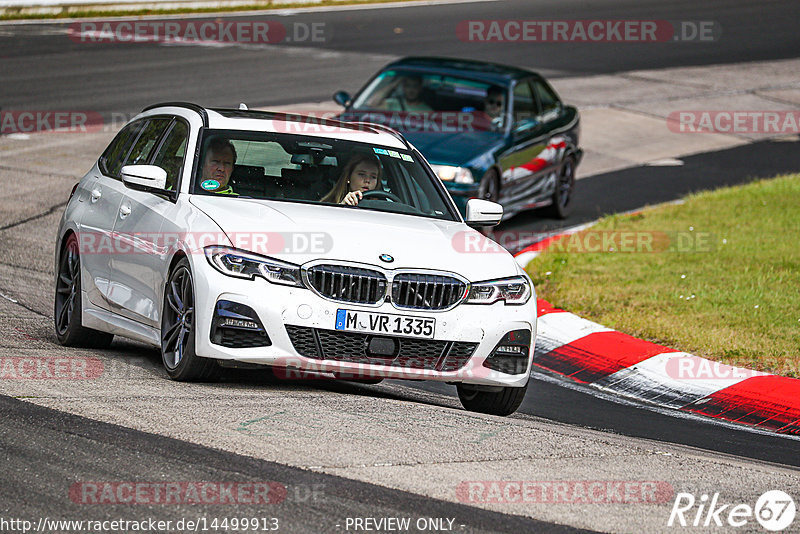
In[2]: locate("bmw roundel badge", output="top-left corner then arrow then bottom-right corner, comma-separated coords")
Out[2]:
379,254 -> 394,263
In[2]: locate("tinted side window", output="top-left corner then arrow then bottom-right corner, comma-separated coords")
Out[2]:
533,80 -> 561,113
101,120 -> 144,178
512,81 -> 537,123
124,118 -> 172,168
152,120 -> 189,191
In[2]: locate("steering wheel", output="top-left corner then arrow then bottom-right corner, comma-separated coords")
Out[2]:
360,190 -> 403,203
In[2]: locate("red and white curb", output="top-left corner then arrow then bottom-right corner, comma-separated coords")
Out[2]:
532,300 -> 800,435
512,222 -> 595,268
513,226 -> 800,436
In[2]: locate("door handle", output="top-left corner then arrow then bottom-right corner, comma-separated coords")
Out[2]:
90,189 -> 101,203
119,204 -> 131,218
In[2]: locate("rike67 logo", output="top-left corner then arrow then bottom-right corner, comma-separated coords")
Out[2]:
668,490 -> 796,531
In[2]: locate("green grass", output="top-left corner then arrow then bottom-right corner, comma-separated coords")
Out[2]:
0,0 -> 422,20
526,174 -> 800,377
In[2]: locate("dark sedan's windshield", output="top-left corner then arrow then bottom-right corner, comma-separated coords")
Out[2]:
349,70 -> 507,133
192,130 -> 459,222
352,70 -> 502,112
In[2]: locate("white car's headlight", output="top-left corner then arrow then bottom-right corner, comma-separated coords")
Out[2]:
204,246 -> 304,287
465,276 -> 531,305
430,164 -> 475,184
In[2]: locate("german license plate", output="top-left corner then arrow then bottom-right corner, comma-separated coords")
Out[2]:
335,309 -> 435,339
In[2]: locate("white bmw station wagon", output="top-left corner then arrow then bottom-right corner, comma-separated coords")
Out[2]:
54,103 -> 536,415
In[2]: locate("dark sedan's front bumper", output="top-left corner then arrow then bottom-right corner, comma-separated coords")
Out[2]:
443,182 -> 481,216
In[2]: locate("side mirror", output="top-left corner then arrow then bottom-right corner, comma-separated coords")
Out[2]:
512,118 -> 541,139
121,164 -> 168,191
465,199 -> 503,227
333,91 -> 351,107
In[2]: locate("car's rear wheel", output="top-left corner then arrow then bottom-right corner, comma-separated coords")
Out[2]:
54,234 -> 114,348
543,156 -> 575,219
457,382 -> 528,416
161,258 -> 219,381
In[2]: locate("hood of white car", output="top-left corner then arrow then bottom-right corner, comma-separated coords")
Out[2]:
189,196 -> 519,282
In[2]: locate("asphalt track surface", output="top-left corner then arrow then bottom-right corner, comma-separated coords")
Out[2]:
0,395 -> 590,533
2,0 -> 800,114
2,0 -> 800,531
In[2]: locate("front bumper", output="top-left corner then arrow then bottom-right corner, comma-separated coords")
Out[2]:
192,264 -> 535,387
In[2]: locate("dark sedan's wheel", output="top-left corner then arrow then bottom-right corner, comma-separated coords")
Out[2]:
457,382 -> 528,416
544,156 -> 576,219
161,258 -> 219,381
54,234 -> 114,348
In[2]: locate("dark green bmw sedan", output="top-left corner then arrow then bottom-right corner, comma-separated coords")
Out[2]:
335,57 -> 583,220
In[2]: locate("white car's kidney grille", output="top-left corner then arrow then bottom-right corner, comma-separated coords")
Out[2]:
391,273 -> 466,310
285,326 -> 477,371
307,264 -> 387,304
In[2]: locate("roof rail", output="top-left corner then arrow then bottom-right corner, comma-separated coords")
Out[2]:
209,108 -> 375,133
141,102 -> 208,127
346,121 -> 410,149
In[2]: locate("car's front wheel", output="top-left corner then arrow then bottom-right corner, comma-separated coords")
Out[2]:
457,382 -> 528,416
54,233 -> 114,348
543,156 -> 576,219
161,257 -> 219,381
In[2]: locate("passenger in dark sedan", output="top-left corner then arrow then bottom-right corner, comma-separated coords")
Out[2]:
371,75 -> 433,112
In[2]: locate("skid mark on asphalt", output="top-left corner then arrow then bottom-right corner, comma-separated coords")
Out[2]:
0,200 -> 67,232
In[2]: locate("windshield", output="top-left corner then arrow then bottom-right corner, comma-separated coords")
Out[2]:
192,130 -> 459,222
349,70 -> 508,132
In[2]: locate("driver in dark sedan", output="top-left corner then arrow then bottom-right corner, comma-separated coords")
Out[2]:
483,85 -> 506,120
321,153 -> 382,206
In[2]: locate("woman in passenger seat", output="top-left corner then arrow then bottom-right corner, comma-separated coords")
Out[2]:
321,153 -> 382,206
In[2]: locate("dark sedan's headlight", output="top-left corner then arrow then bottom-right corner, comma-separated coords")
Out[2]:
430,165 -> 475,184
465,276 -> 531,305
204,246 -> 304,287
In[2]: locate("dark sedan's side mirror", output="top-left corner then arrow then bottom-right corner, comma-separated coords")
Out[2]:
333,91 -> 351,107
512,118 -> 542,140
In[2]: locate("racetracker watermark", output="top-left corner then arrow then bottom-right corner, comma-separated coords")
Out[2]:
451,230 -> 716,254
270,357 -> 494,381
0,111 -> 103,134
664,355 -> 768,381
76,231 -> 332,256
267,110 -> 491,135
69,482 -> 289,504
457,20 -> 720,42
457,481 -> 674,504
68,20 -> 327,44
0,357 -> 103,379
668,111 -> 800,134
340,111 -> 491,133
668,490 -> 796,530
